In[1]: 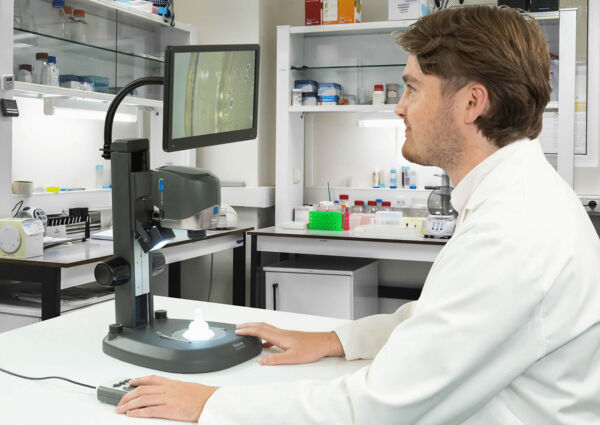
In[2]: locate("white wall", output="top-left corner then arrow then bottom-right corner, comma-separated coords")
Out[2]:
12,98 -> 138,191
175,0 -> 262,185
307,114 -> 443,188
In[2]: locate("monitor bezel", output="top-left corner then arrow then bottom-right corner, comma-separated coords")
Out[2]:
163,44 -> 260,153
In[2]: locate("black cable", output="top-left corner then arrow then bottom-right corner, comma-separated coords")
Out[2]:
0,367 -> 96,390
102,76 -> 164,160
11,200 -> 24,217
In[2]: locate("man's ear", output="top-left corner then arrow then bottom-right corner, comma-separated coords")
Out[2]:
463,82 -> 489,125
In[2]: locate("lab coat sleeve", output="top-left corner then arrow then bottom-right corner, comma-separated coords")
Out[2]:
334,301 -> 415,360
199,222 -> 547,425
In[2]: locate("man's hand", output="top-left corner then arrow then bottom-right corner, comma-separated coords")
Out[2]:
235,322 -> 345,365
115,375 -> 218,422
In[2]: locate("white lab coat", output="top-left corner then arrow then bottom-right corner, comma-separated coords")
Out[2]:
199,139 -> 600,424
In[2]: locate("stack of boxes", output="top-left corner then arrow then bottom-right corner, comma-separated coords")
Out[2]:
294,80 -> 344,106
497,0 -> 558,11
305,0 -> 362,26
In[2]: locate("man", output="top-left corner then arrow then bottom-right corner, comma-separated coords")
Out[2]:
115,5 -> 600,424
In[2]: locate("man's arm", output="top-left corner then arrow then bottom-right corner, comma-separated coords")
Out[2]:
199,225 -> 547,425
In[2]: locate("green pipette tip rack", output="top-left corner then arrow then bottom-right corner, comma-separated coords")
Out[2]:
308,211 -> 343,231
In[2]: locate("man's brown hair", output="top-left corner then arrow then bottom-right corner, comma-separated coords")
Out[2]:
395,6 -> 551,148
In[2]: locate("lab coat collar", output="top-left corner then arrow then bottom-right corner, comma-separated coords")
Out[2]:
450,138 -> 533,219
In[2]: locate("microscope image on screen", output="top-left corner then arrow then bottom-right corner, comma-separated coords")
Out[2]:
171,51 -> 256,139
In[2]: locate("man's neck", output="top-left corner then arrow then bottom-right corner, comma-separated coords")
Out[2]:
445,137 -> 499,186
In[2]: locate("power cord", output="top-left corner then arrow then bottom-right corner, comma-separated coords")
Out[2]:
0,367 -> 96,390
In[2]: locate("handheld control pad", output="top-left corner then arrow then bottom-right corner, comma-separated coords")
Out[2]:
97,377 -> 136,405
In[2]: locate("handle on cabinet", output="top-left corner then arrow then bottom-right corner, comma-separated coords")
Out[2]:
272,283 -> 278,311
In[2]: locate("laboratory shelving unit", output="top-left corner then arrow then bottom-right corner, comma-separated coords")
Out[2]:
275,8 -> 592,225
0,0 -> 195,330
0,0 -> 195,217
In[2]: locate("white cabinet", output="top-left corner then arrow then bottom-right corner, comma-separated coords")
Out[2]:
0,0 -> 195,217
275,10 -> 585,225
264,257 -> 378,320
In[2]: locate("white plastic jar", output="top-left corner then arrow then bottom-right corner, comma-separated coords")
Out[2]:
372,84 -> 385,105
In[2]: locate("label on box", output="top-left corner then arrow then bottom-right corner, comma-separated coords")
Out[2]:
319,95 -> 339,105
323,0 -> 338,23
389,0 -> 429,21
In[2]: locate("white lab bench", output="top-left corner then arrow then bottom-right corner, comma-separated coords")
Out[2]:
0,227 -> 251,324
248,226 -> 447,308
0,296 -> 369,425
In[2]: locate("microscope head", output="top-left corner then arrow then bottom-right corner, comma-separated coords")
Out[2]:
152,166 -> 220,232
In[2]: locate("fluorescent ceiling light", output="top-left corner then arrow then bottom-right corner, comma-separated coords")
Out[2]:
358,118 -> 406,128
52,108 -> 137,122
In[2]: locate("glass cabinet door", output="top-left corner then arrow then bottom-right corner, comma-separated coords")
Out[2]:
12,0 -> 189,101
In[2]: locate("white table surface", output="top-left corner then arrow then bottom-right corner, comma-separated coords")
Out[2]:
250,226 -> 445,262
0,296 -> 370,424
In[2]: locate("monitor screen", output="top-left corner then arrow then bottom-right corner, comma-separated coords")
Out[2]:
163,44 -> 260,152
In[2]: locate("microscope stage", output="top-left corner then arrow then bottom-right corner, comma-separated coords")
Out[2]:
103,318 -> 262,373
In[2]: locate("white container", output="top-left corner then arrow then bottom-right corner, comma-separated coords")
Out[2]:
349,213 -> 376,229
372,84 -> 385,105
264,257 -> 379,320
389,168 -> 398,189
292,88 -> 302,106
71,10 -> 88,43
16,65 -> 33,83
375,211 -> 404,225
294,205 -> 315,222
95,164 -> 104,189
34,53 -> 49,84
388,0 -> 433,21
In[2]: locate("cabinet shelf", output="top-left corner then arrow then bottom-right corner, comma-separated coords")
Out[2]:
292,64 -> 406,71
290,104 -> 396,113
15,28 -> 164,64
288,13 -> 558,37
35,0 -> 191,31
14,28 -> 164,100
13,81 -> 163,108
290,102 -> 559,114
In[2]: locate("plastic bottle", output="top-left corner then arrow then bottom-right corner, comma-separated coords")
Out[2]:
408,169 -> 417,189
401,165 -> 410,188
61,6 -> 73,39
339,194 -> 350,209
71,9 -> 88,43
381,201 -> 392,211
16,64 -> 33,83
389,168 -> 398,189
95,164 -> 104,189
372,84 -> 385,105
46,56 -> 59,86
33,53 -> 48,84
51,0 -> 66,37
351,200 -> 364,214
366,201 -> 378,214
372,168 -> 380,188
376,198 -> 383,210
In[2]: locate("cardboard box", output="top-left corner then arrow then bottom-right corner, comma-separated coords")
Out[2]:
339,0 -> 361,24
324,0 -> 361,25
388,0 -> 432,21
305,0 -> 322,26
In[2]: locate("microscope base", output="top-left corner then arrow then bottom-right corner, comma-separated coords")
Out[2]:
103,318 -> 261,373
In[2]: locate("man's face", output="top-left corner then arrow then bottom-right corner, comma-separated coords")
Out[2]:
395,55 -> 462,169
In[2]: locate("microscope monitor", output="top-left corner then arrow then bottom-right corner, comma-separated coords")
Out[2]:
163,44 -> 260,152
